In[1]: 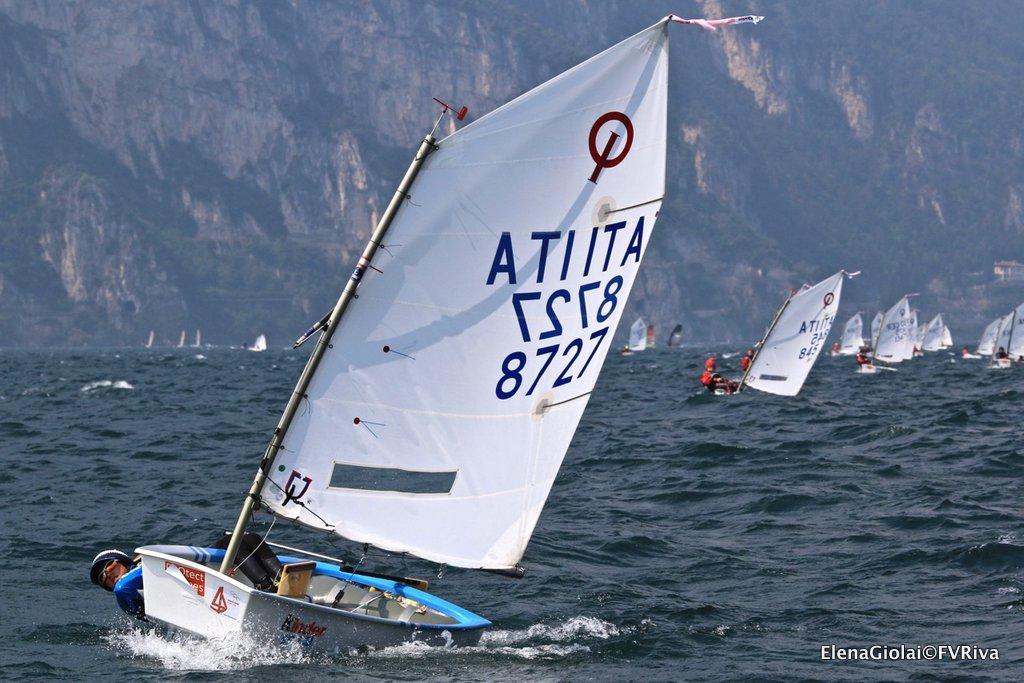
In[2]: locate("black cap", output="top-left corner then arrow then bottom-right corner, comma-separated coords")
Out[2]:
90,550 -> 132,590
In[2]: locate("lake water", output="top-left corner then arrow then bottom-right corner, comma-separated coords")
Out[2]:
1,347 -> 1021,680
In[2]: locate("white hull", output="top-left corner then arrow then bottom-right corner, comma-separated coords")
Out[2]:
856,364 -> 877,374
961,353 -> 982,360
992,358 -> 1011,369
137,546 -> 487,651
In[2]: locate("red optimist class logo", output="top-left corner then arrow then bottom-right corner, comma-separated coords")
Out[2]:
588,112 -> 633,183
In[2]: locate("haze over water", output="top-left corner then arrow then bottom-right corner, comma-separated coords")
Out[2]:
1,347 -> 1021,679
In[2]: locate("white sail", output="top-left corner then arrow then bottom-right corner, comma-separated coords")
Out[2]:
977,318 -> 1002,355
145,330 -> 154,348
940,325 -> 953,349
251,334 -> 268,352
263,23 -> 669,569
922,314 -> 944,352
874,297 -> 914,363
629,318 -> 647,351
177,330 -> 186,348
1007,303 -> 1024,357
743,272 -> 843,396
870,312 -> 883,345
995,312 -> 1013,355
838,313 -> 863,354
193,329 -> 202,347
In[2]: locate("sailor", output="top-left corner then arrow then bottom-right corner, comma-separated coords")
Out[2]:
855,349 -> 871,367
995,346 -> 1009,360
90,549 -> 145,619
739,349 -> 754,372
711,372 -> 738,394
961,346 -> 971,358
830,341 -> 841,355
700,356 -> 716,391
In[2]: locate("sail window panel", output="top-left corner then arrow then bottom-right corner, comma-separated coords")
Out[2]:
329,463 -> 457,495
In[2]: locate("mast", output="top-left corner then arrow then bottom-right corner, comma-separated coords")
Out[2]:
737,289 -> 794,392
219,111 -> 447,573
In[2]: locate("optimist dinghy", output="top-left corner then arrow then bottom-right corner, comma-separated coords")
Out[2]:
103,14 -> 764,651
735,271 -> 849,396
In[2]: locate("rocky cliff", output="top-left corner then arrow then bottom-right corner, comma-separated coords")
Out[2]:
1,0 -> 1022,347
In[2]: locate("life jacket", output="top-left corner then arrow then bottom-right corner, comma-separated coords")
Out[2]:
700,370 -> 714,387
740,356 -> 751,371
855,353 -> 869,365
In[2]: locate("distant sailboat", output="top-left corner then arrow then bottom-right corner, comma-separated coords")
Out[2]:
192,329 -> 202,348
177,330 -> 186,348
667,324 -> 683,348
870,311 -> 883,347
872,296 -> 914,365
737,271 -> 846,396
838,313 -> 863,355
145,330 -> 154,349
976,318 -> 1002,356
922,314 -> 945,352
990,312 -> 1013,368
1009,303 -> 1024,358
940,325 -> 953,349
645,324 -> 656,349
250,333 -> 268,352
628,318 -> 647,352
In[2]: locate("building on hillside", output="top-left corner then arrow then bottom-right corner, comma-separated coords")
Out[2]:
994,260 -> 1024,282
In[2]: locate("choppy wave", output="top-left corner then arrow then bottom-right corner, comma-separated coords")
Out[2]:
80,379 -> 135,392
107,616 -> 627,670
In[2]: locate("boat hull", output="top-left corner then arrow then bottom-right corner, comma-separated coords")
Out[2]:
136,546 -> 488,651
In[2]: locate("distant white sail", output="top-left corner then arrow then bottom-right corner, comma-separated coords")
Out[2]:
251,333 -> 268,352
193,329 -> 202,348
995,312 -> 1013,354
874,297 -> 914,363
1008,303 -> 1024,356
742,272 -> 844,396
870,311 -> 883,345
145,330 -> 154,348
629,318 -> 647,351
922,314 -> 944,352
839,313 -> 863,354
263,22 -> 669,569
940,325 -> 953,349
177,330 -> 186,348
977,318 -> 1002,355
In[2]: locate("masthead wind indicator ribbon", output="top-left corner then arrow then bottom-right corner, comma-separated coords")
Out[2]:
668,14 -> 764,31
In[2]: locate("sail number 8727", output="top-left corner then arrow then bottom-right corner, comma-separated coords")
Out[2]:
496,327 -> 609,399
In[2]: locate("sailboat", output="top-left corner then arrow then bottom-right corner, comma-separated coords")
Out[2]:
108,14 -> 764,650
921,314 -> 945,352
867,296 -> 914,371
145,330 -> 155,349
1008,303 -> 1024,359
250,333 -> 268,352
990,311 -> 1017,368
667,324 -> 683,348
192,329 -> 202,348
645,323 -> 656,348
177,330 -> 186,348
836,313 -> 863,355
870,311 -> 883,349
736,272 -> 846,395
626,318 -> 647,353
976,317 -> 1002,356
940,325 -> 953,349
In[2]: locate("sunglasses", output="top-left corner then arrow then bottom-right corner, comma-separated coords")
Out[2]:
99,560 -> 122,587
